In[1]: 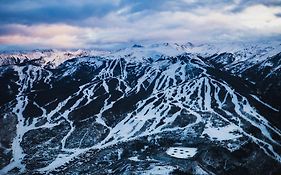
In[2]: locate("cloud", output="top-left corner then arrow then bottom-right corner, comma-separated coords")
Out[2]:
0,0 -> 269,26
0,0 -> 121,25
0,0 -> 281,49
0,24 -> 86,48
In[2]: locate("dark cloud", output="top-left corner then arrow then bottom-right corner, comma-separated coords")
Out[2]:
0,0 -> 246,25
230,0 -> 281,12
275,13 -> 281,17
0,0 -> 120,25
1,0 -> 279,26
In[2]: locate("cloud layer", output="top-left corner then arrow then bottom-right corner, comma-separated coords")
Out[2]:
0,0 -> 281,49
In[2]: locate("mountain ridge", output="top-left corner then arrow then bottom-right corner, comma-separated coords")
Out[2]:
0,42 -> 281,174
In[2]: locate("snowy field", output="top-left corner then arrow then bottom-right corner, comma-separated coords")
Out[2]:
166,147 -> 197,159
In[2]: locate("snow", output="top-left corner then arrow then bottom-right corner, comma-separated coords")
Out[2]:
1,41 -> 280,72
1,41 -> 281,173
194,165 -> 209,175
38,152 -> 83,172
0,49 -> 109,68
136,165 -> 175,175
128,156 -> 141,162
166,147 -> 197,159
202,122 -> 242,141
251,94 -> 279,112
108,43 -> 186,62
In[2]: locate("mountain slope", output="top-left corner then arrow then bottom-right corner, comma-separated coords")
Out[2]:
0,43 -> 281,175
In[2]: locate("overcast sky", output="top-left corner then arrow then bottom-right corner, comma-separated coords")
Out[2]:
0,0 -> 281,49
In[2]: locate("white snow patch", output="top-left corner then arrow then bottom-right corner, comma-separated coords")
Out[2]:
194,165 -> 209,175
203,123 -> 242,141
128,156 -> 141,162
166,147 -> 197,159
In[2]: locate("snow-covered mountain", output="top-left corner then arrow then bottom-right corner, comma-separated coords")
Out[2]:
0,49 -> 110,68
0,42 -> 281,175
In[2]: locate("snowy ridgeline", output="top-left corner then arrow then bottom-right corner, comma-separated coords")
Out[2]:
0,41 -> 280,69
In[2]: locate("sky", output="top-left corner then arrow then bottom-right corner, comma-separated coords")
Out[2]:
0,0 -> 281,50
